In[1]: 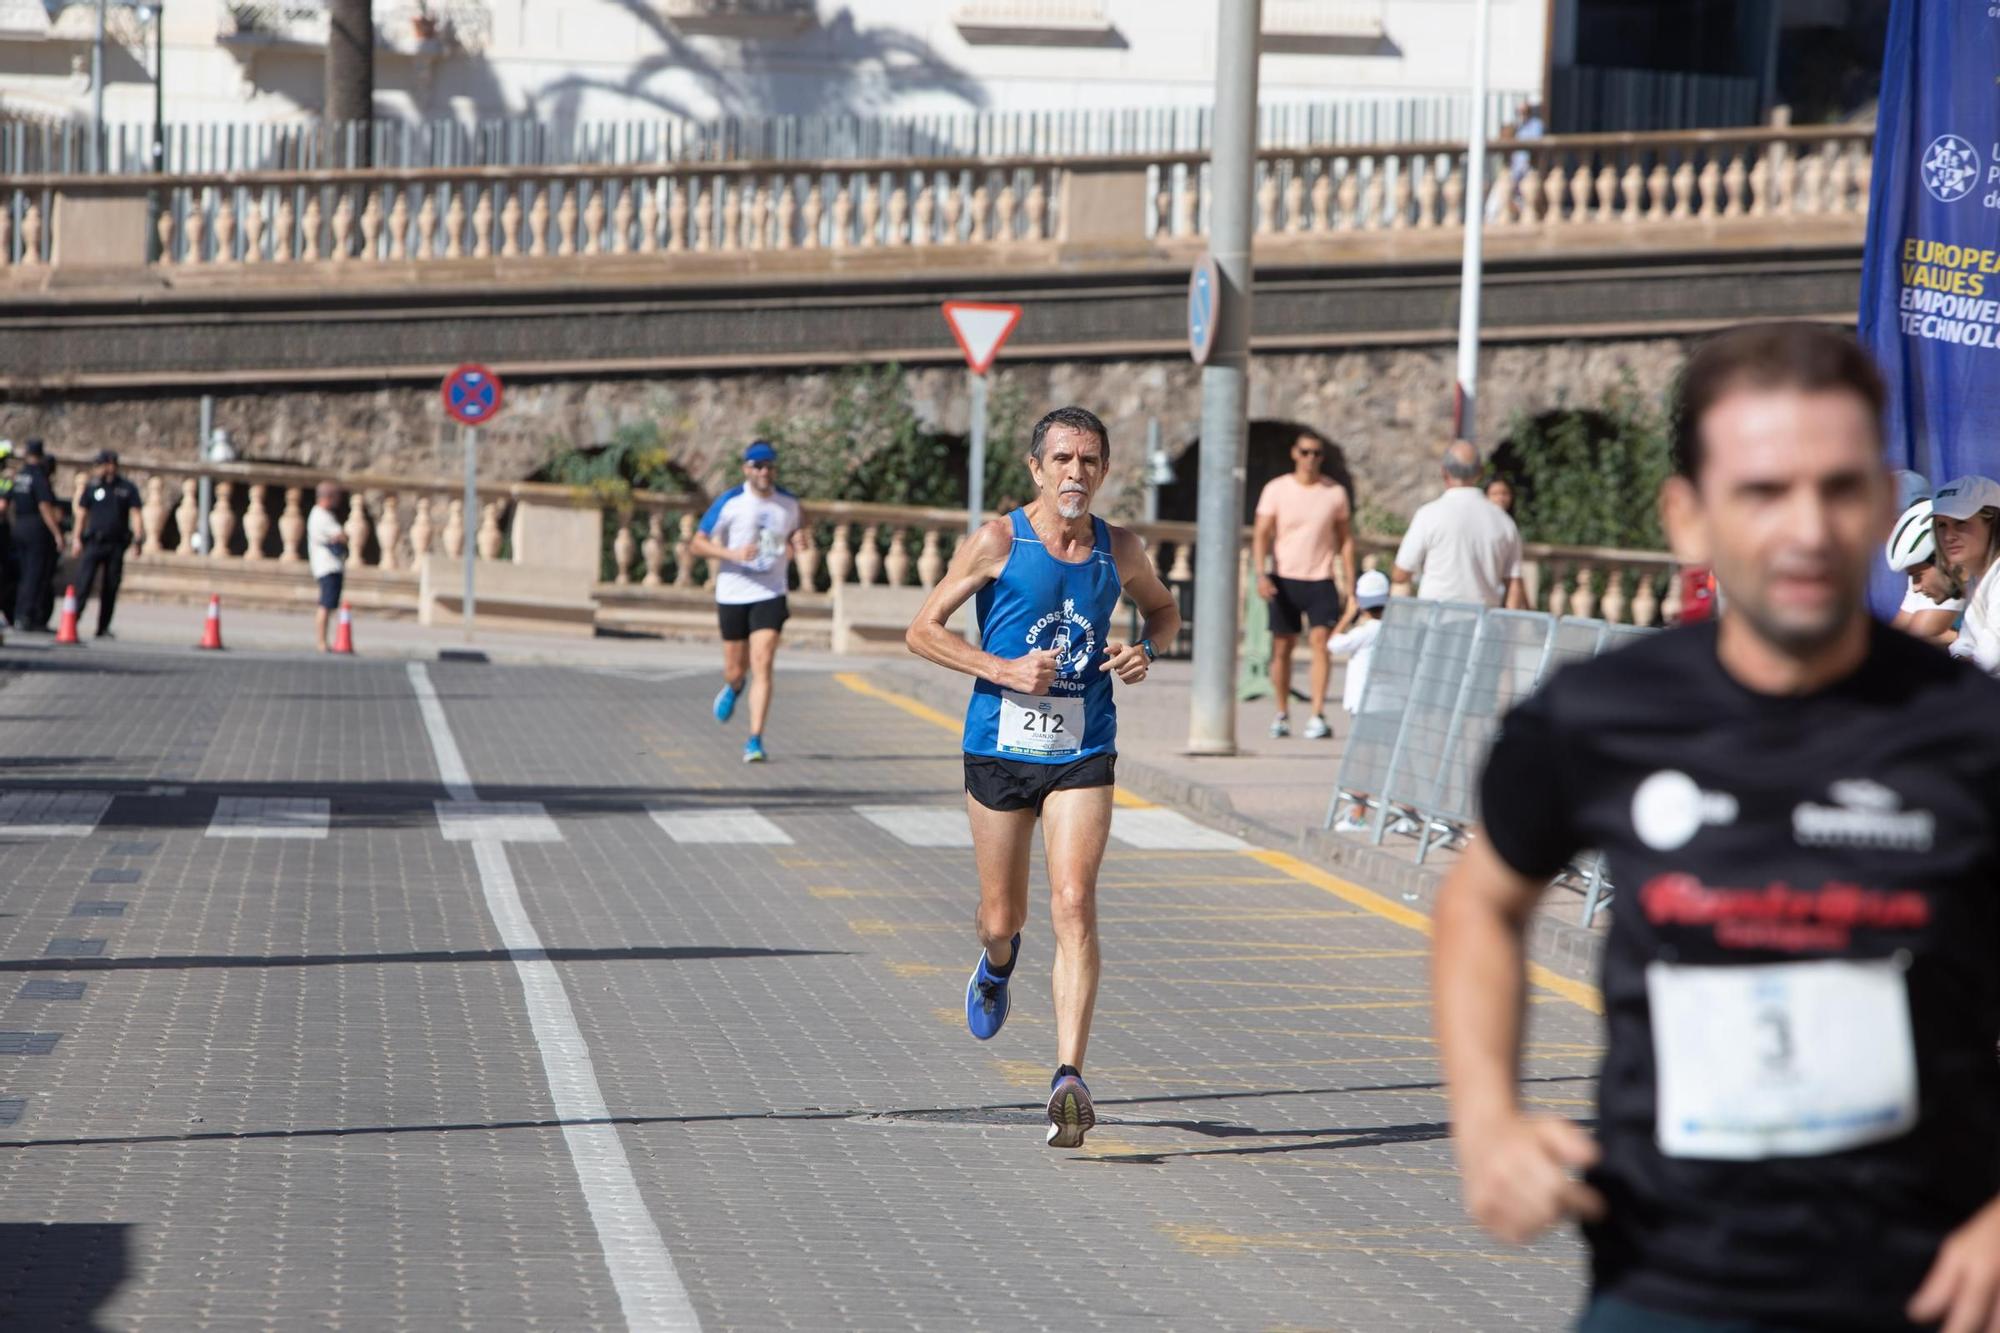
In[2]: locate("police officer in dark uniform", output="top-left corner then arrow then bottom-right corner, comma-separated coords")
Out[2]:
72,450 -> 141,640
0,439 -> 18,621
10,439 -> 61,632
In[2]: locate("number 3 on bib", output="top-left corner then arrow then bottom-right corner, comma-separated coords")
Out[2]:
998,691 -> 1084,757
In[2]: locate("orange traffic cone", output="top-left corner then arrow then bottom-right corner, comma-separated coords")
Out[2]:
331,601 -> 355,655
53,585 -> 80,646
196,595 -> 224,651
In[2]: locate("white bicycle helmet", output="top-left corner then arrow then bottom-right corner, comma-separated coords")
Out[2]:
1886,500 -> 1937,573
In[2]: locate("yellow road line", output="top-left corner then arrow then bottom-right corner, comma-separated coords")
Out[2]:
832,671 -> 1154,807
836,672 -> 1604,1016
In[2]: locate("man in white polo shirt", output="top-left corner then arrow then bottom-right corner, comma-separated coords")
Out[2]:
1392,441 -> 1525,608
688,441 -> 803,763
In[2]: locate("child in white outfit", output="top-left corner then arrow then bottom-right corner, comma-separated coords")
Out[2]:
1331,570 -> 1390,832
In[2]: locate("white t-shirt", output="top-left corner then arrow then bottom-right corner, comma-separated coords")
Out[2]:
1900,586 -> 1965,615
1392,486 -> 1522,607
1950,569 -> 2000,674
306,505 -> 346,579
698,484 -> 802,605
1328,617 -> 1382,715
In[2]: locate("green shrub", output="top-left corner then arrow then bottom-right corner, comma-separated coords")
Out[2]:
1502,380 -> 1671,553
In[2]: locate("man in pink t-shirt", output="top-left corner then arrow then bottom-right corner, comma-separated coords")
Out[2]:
1251,432 -> 1357,739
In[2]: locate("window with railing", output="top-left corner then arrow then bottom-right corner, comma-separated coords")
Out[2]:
952,0 -> 1117,46
659,0 -> 818,36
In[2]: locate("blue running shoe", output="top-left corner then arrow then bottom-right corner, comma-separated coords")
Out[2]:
742,735 -> 767,763
1046,1071 -> 1095,1149
964,933 -> 1020,1040
713,679 -> 741,723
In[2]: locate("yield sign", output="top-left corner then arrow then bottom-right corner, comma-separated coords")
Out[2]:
941,301 -> 1022,375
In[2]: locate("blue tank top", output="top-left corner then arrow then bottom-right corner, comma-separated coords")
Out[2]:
963,508 -> 1123,763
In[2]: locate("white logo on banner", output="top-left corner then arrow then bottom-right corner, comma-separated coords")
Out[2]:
1922,134 -> 1981,204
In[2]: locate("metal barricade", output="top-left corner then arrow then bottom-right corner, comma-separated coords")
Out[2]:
1323,601 -> 1659,925
1369,602 -> 1486,852
1323,598 -> 1439,830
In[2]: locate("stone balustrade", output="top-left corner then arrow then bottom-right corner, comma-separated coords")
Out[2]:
0,125 -> 1871,273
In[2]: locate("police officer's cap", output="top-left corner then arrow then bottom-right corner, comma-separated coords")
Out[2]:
94,449 -> 118,465
22,438 -> 44,458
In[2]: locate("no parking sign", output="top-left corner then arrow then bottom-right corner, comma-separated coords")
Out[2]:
442,364 -> 504,426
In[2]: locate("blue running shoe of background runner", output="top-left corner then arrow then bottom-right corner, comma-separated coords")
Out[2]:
713,679 -> 741,723
742,735 -> 767,763
965,933 -> 1021,1040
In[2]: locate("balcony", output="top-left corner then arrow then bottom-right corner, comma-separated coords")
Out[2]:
659,0 -> 816,39
219,0 -> 330,48
952,0 -> 1121,47
1260,1 -> 1389,54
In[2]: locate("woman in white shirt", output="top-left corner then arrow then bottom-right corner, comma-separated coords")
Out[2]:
1933,476 -> 2000,673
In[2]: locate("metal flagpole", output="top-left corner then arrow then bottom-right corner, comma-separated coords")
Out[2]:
1453,0 -> 1492,441
462,425 -> 477,640
966,370 -> 988,536
1187,0 -> 1261,756
90,0 -> 107,173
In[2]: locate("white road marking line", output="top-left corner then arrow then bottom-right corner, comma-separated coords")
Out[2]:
854,804 -> 973,848
407,663 -> 699,1333
0,790 -> 113,838
1109,807 -> 1250,852
207,796 -> 331,840
434,800 -> 564,843
650,807 -> 793,846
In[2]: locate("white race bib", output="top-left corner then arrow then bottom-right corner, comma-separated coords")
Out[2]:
997,690 -> 1084,757
1647,957 -> 1917,1161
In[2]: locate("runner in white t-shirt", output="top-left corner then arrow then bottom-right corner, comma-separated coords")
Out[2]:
688,441 -> 804,763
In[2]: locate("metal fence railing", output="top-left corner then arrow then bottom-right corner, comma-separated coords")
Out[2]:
1326,600 -> 1659,926
2,91 -> 1538,177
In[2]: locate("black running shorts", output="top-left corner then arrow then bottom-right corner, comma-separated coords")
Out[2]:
1267,576 -> 1343,635
717,596 -> 789,641
964,751 -> 1116,814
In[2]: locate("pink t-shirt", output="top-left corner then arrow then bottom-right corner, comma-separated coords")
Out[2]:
1255,474 -> 1351,582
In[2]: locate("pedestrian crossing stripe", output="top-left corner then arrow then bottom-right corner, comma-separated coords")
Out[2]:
0,791 -> 112,837
434,801 -> 563,843
651,807 -> 793,845
1109,808 -> 1249,852
207,796 -> 331,840
854,805 -> 973,848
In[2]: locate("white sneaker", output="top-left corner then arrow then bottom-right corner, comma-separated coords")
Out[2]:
1302,715 -> 1331,740
1333,815 -> 1370,834
1269,714 -> 1290,739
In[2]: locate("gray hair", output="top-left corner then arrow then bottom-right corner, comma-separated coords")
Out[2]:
1441,440 -> 1483,483
1029,406 -> 1110,463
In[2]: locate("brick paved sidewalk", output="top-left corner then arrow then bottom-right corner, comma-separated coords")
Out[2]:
0,641 -> 1602,1331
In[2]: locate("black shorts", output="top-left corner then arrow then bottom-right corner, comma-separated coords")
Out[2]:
316,572 -> 344,611
718,596 -> 789,641
964,751 -> 1115,814
1268,576 -> 1343,635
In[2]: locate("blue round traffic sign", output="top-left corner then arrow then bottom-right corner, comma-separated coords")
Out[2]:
442,364 -> 504,426
1188,254 -> 1220,366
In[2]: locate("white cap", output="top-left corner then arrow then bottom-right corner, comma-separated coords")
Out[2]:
1931,475 -> 2000,521
1886,500 -> 1936,572
1355,570 -> 1390,609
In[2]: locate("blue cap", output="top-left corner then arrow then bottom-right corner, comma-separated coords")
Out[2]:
743,441 -> 778,464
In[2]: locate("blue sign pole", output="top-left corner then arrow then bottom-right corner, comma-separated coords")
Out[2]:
1860,0 -> 2000,485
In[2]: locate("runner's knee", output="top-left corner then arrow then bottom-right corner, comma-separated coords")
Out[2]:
1048,879 -> 1097,932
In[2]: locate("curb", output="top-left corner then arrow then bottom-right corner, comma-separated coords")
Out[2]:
872,658 -> 1608,986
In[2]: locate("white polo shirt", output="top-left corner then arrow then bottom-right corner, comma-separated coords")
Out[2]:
1393,486 -> 1522,606
698,484 -> 802,606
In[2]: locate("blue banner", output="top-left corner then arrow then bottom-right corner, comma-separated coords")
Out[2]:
1858,0 -> 2000,485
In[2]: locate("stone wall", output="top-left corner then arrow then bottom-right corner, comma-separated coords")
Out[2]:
0,333 -> 1690,524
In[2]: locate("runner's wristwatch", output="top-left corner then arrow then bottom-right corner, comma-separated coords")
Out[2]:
1138,638 -> 1157,662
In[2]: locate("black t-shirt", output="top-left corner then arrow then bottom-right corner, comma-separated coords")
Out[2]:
79,476 -> 140,543
1482,620 -> 2000,1330
9,463 -> 54,531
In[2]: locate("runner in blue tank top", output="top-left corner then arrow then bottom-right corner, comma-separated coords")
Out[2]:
907,406 -> 1181,1148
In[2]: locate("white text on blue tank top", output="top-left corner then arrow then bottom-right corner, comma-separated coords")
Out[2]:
1025,598 -> 1098,693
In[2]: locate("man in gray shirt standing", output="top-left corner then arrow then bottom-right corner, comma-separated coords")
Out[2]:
1393,441 -> 1525,609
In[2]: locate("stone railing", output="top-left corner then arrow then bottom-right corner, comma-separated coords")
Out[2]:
0,125 -> 1871,273
51,455 -> 1685,630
